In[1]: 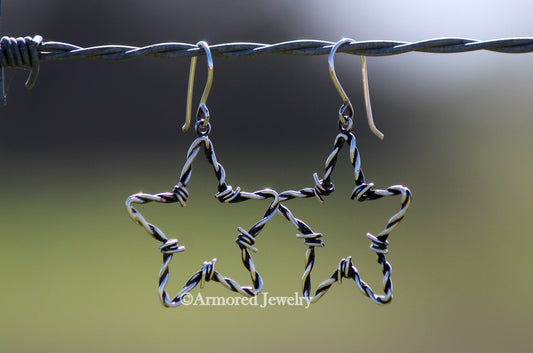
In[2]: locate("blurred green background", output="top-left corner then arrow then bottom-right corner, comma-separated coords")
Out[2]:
1,1 -> 533,352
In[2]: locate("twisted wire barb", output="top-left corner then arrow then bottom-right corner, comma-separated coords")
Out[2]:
0,35 -> 42,104
125,121 -> 279,307
278,118 -> 412,304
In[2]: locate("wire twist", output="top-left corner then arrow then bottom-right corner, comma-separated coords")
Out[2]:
278,119 -> 412,304
125,124 -> 279,307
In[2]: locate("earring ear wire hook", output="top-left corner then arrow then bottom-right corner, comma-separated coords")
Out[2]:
182,41 -> 213,132
329,38 -> 384,140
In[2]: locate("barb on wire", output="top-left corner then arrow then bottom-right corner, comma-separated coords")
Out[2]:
0,35 -> 42,105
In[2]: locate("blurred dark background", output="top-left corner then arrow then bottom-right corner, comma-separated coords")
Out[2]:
1,1 -> 532,352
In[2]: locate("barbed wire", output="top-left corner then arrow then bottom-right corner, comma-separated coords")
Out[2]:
1,35 -> 533,105
32,37 -> 533,59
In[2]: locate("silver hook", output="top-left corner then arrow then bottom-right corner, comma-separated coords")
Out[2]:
329,38 -> 384,140
182,41 -> 213,132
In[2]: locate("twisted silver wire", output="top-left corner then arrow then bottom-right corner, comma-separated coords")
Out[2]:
126,122 -> 279,307
278,118 -> 412,304
27,37 -> 533,61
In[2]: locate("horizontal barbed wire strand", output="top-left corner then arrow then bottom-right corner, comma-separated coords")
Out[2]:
2,36 -> 533,105
22,37 -> 533,61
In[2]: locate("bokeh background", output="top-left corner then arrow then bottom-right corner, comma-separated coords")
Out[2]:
1,1 -> 533,352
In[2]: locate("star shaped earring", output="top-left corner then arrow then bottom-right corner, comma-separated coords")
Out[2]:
125,41 -> 279,307
278,38 -> 412,304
